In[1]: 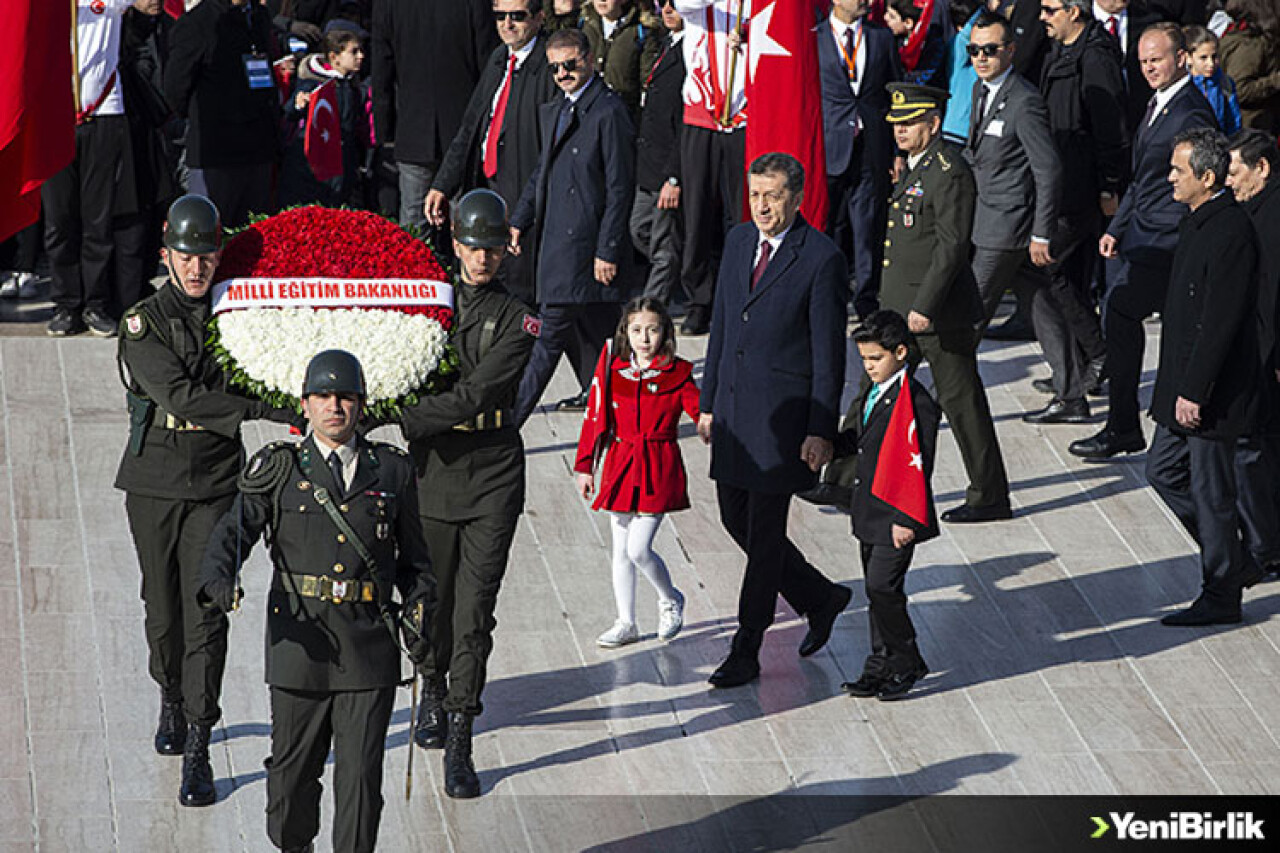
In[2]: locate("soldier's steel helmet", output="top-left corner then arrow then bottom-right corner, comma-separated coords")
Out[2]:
303,350 -> 367,397
163,194 -> 223,254
452,189 -> 509,248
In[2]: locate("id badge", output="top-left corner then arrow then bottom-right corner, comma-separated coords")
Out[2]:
243,54 -> 272,90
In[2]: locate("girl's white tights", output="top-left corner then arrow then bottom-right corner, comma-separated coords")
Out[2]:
608,511 -> 677,624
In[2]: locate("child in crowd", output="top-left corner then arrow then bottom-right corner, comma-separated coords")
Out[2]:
835,310 -> 940,701
279,28 -> 370,207
884,0 -> 948,86
574,297 -> 700,648
1186,25 -> 1242,135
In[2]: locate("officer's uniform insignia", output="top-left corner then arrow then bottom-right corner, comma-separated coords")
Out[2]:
937,152 -> 952,171
904,213 -> 914,228
522,315 -> 542,337
906,185 -> 924,197
123,311 -> 147,340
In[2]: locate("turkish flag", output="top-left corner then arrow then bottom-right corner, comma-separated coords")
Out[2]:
0,0 -> 74,243
744,0 -> 828,228
576,341 -> 615,474
900,0 -> 937,72
164,0 -> 184,18
304,80 -> 343,182
871,374 -> 929,526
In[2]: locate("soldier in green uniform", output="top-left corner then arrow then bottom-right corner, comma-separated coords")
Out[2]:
398,189 -> 538,799
877,83 -> 1011,523
115,194 -> 303,807
199,350 -> 435,853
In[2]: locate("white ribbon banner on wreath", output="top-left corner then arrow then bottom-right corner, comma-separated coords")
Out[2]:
211,277 -> 454,315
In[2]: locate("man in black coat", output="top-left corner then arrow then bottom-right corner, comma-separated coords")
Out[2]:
1146,127 -> 1264,625
697,153 -> 851,689
425,0 -> 557,306
200,351 -> 435,853
630,0 -> 687,304
1071,23 -> 1216,459
818,0 -> 901,317
1227,129 -> 1280,577
163,0 -> 281,228
510,28 -> 635,423
371,0 -> 499,232
1037,0 -> 1124,413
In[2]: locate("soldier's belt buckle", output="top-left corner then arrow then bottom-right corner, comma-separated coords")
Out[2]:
329,579 -> 349,602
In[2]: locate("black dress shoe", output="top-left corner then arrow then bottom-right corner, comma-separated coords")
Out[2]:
1241,562 -> 1268,589
708,653 -> 760,688
554,391 -> 590,412
680,307 -> 710,336
985,316 -> 1035,341
876,664 -> 929,701
940,502 -> 1012,523
841,673 -> 886,698
799,585 -> 852,657
796,483 -> 852,508
1160,600 -> 1242,626
1022,398 -> 1091,424
1031,378 -> 1055,394
1068,429 -> 1145,460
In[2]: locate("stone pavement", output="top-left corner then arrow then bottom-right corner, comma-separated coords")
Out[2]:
1,319 -> 1278,853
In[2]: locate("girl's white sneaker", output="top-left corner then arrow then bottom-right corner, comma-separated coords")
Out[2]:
596,620 -> 640,648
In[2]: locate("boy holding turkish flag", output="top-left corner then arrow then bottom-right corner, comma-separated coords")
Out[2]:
833,309 -> 940,701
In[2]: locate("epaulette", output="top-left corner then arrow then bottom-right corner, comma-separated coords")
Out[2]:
240,441 -> 296,494
370,440 -> 409,458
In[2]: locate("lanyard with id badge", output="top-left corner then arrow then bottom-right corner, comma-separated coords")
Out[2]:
241,6 -> 272,92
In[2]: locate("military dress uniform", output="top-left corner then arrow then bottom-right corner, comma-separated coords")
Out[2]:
200,435 -> 435,853
400,277 -> 537,722
879,133 -> 1011,514
115,280 -> 296,742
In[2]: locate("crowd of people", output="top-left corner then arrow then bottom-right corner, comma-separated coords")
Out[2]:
11,0 -> 1280,851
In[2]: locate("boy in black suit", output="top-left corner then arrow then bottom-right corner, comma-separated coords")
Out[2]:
835,310 -> 941,700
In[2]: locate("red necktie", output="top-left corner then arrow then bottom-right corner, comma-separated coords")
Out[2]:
483,53 -> 517,180
751,241 -> 772,290
1107,15 -> 1118,38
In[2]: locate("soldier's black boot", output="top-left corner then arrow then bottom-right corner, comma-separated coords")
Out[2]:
443,712 -> 481,799
178,723 -> 216,807
413,676 -> 448,749
154,697 -> 186,756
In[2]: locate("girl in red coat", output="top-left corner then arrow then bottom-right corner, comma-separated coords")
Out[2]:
574,298 -> 703,648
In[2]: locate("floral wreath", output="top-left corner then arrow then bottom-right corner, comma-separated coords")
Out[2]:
209,206 -> 460,419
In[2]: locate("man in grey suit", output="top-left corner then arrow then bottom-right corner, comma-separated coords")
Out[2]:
964,11 -> 1085,424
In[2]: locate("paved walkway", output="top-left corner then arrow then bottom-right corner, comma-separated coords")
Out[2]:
1,320 -> 1278,852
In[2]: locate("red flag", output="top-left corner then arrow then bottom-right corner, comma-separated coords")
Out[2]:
0,0 -> 75,243
744,0 -> 828,228
576,341 -> 615,473
304,80 -> 343,182
164,0 -> 184,19
900,0 -> 936,72
871,374 -> 929,525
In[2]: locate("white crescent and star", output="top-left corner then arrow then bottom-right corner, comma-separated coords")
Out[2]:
746,2 -> 790,81
313,95 -> 336,144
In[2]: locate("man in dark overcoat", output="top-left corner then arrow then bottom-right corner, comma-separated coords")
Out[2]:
696,152 -> 851,689
510,27 -> 635,422
1146,128 -> 1265,626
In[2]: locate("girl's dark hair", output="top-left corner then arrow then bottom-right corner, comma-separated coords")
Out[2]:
613,297 -> 677,364
889,0 -> 924,24
325,30 -> 360,57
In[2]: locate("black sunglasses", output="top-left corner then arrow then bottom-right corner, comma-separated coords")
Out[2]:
966,42 -> 1009,57
493,9 -> 530,22
1040,4 -> 1064,13
548,58 -> 584,74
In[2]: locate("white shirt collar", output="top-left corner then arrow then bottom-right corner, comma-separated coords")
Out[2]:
511,35 -> 537,68
1149,73 -> 1192,125
757,222 -> 794,259
566,75 -> 596,105
907,149 -> 927,170
871,367 -> 908,401
983,66 -> 1014,96
828,13 -> 862,41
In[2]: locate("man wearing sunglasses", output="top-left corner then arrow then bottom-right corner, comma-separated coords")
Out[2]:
963,12 -> 1088,425
426,0 -> 557,306
510,27 -> 635,425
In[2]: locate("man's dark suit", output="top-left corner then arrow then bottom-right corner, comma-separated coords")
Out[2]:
701,216 -> 848,638
371,0 -> 500,226
1108,3 -> 1162,143
511,78 -> 635,424
817,17 -> 900,315
433,37 -> 558,304
1102,78 -> 1215,438
1146,192 -> 1262,616
880,140 -> 1010,512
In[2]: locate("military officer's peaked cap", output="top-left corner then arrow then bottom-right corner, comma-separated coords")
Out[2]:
885,83 -> 950,124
